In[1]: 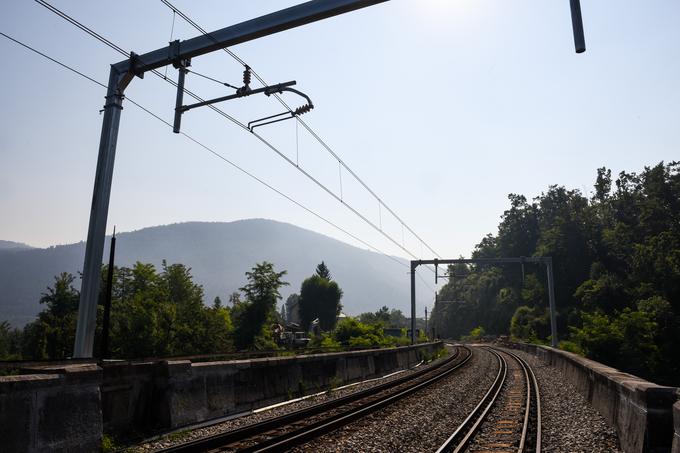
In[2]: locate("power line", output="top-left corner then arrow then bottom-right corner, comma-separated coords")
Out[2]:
159,0 -> 443,261
34,0 -> 248,131
32,0 -> 440,294
1,30 -> 436,295
187,68 -> 238,89
33,0 -> 435,268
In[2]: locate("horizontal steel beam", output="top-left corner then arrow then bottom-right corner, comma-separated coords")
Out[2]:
113,0 -> 389,75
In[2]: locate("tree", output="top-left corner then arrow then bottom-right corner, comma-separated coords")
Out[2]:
21,273 -> 81,359
20,262 -> 237,360
315,261 -> 331,280
433,161 -> 680,383
299,275 -> 343,331
233,262 -> 288,350
0,321 -> 22,360
228,292 -> 242,306
594,167 -> 612,203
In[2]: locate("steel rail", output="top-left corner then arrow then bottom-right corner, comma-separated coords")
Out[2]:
160,345 -> 470,452
435,347 -> 507,453
501,348 -> 542,453
246,346 -> 473,452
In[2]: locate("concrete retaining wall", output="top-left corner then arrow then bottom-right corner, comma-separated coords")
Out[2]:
511,342 -> 677,453
0,342 -> 441,452
0,364 -> 102,453
151,342 -> 442,429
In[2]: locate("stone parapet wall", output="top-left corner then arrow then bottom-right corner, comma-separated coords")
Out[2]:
0,364 -> 103,453
510,342 -> 677,453
0,342 -> 442,452
153,341 -> 442,429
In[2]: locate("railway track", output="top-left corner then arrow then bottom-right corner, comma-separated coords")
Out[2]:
159,344 -> 472,453
436,347 -> 541,453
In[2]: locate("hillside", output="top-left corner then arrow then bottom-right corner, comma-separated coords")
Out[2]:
0,240 -> 34,251
0,219 -> 414,326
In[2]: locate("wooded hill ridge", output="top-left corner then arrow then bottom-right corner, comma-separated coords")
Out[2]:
0,219 -> 411,326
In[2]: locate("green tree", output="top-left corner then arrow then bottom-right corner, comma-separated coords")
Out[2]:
0,321 -> 22,359
315,261 -> 331,280
299,275 -> 343,331
21,273 -> 80,359
233,262 -> 288,350
20,262 -> 237,360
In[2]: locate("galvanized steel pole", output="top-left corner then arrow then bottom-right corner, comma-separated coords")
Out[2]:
71,0 -> 391,358
410,261 -> 417,345
545,257 -> 559,347
73,67 -> 126,358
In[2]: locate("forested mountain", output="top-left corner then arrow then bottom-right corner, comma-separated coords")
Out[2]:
0,219 -> 410,326
431,162 -> 680,385
0,240 -> 33,251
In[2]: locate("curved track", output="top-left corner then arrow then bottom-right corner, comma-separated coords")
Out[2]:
159,345 -> 471,453
436,346 -> 542,453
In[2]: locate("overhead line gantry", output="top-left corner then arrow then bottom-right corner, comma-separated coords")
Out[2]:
73,0 -> 586,357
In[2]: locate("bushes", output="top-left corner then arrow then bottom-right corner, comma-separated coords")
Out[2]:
326,318 -> 406,349
461,326 -> 485,342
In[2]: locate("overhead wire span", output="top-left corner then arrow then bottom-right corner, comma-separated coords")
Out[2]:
0,30 -> 430,287
34,0 -> 435,271
31,0 -> 440,289
187,68 -> 238,89
34,0 -> 248,131
158,0 -> 443,261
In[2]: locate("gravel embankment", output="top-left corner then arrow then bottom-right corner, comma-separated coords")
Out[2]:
501,347 -> 621,453
130,349 -> 454,452
293,346 -> 498,452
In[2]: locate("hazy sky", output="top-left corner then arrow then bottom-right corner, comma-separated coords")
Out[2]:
1,0 -> 678,268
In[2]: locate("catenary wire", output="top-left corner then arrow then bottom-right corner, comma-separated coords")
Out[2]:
33,0 -> 436,273
186,68 -> 238,89
34,0 -> 249,131
158,0 -> 443,261
0,30 -> 436,295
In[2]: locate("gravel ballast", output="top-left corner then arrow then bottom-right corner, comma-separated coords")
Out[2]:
294,345 -> 622,452
133,345 -> 623,452
293,346 -> 498,452
501,347 -> 622,453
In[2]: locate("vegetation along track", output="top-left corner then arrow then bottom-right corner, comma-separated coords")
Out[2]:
437,346 -> 541,453
158,344 -> 471,452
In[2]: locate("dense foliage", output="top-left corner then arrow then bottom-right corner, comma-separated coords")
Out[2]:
311,317 -> 412,350
357,305 -> 408,328
0,261 -> 292,359
232,262 -> 288,350
298,263 -> 343,331
431,162 -> 680,384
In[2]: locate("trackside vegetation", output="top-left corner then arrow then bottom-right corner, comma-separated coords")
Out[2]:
432,162 -> 680,385
0,262 -> 422,360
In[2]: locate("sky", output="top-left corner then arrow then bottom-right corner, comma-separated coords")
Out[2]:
1,0 -> 679,271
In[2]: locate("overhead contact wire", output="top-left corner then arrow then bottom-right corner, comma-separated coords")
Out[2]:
158,0 -> 442,261
33,0 -> 439,288
0,30 -> 414,277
